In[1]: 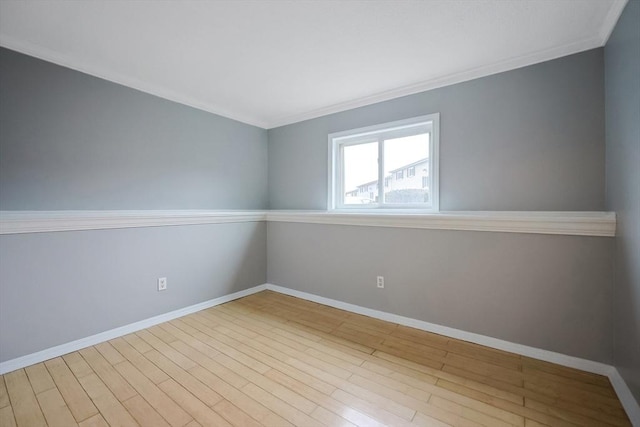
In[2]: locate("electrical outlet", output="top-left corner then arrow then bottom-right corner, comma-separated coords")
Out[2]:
377,276 -> 384,288
158,277 -> 167,291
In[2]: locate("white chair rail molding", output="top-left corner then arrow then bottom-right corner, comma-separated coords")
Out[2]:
0,209 -> 616,237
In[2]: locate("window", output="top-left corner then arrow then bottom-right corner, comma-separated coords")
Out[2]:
328,114 -> 439,210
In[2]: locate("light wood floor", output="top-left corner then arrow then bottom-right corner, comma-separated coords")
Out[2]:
0,290 -> 631,427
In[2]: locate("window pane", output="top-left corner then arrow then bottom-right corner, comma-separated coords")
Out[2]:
383,133 -> 430,204
343,141 -> 378,205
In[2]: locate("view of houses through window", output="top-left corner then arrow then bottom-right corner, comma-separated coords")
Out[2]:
345,157 -> 430,204
343,132 -> 430,205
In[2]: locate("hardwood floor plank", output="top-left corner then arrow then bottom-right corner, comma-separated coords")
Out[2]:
0,376 -> 9,409
429,395 -> 516,427
444,353 -> 524,386
521,357 -> 611,388
63,353 -> 94,379
24,363 -> 56,395
189,365 -> 290,426
171,337 -> 249,389
143,348 -> 223,407
524,378 -> 624,409
45,357 -> 99,423
213,399 -> 264,427
136,329 -> 197,370
4,369 -> 47,427
310,405 -> 359,427
433,379 -> 578,427
158,378 -> 233,427
241,382 -> 324,427
113,360 -> 193,427
331,388 -> 415,427
78,346 -> 138,402
365,354 -> 523,405
523,367 -> 616,398
524,397 -> 625,427
412,410 -> 459,427
109,337 -> 170,385
76,373 -> 138,427
3,291 -> 631,427
77,413 -> 109,427
94,342 -> 127,365
185,313 -> 272,374
263,368 -> 385,427
122,333 -> 154,354
0,405 -> 17,427
122,394 -> 171,427
169,314 -> 318,417
36,387 -> 79,427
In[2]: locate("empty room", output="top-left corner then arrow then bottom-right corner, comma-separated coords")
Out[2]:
0,0 -> 638,426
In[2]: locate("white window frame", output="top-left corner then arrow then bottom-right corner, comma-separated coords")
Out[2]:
328,113 -> 440,211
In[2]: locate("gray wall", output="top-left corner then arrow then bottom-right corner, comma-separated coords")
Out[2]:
605,1 -> 640,403
268,49 -> 605,211
0,47 -> 268,210
266,48 -> 615,364
0,38 -> 618,370
0,222 -> 266,362
0,48 -> 269,363
267,222 -> 613,363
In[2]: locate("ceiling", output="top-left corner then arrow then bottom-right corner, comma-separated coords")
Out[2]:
0,0 -> 627,129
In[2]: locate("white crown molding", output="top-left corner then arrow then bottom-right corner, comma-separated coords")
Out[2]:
265,35 -> 605,128
0,36 -> 269,129
266,284 -> 640,424
267,210 -> 617,237
0,284 -> 267,375
0,210 -> 268,235
0,210 -> 616,237
599,0 -> 628,45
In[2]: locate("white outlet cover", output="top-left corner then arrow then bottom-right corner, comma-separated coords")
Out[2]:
158,277 -> 167,291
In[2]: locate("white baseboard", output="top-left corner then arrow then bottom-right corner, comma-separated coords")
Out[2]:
264,284 -> 611,374
1,282 -> 637,425
608,367 -> 640,426
265,283 -> 640,425
0,284 -> 266,375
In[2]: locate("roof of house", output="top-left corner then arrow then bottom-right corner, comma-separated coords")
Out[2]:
388,158 -> 429,174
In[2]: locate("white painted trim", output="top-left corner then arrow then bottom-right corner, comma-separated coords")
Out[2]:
267,210 -> 616,237
2,281 -> 637,422
328,114 -> 439,212
266,36 -> 605,129
0,284 -> 267,375
599,0 -> 628,45
608,367 -> 640,426
0,37 -> 270,129
0,0 -> 624,131
265,284 -> 612,375
0,210 -> 267,235
265,284 -> 640,423
0,210 -> 616,237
